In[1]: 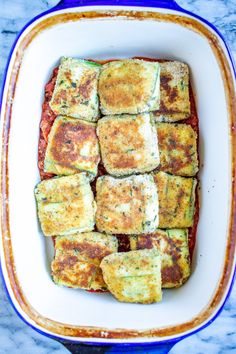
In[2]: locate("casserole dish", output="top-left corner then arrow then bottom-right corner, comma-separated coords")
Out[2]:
0,0 -> 236,352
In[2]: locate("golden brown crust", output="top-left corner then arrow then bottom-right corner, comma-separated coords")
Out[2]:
34,174 -> 96,236
130,229 -> 190,288
100,249 -> 162,303
156,122 -> 198,176
55,232 -> 118,266
95,175 -> 159,235
52,257 -> 97,289
50,58 -> 100,121
91,268 -> 107,289
153,112 -> 190,123
153,171 -> 197,228
152,61 -> 190,122
97,114 -> 159,176
98,60 -> 160,115
52,232 -> 118,290
44,116 -> 100,175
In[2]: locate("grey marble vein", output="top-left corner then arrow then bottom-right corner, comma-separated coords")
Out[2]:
0,0 -> 235,353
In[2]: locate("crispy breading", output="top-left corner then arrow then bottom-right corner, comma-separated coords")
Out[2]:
100,249 -> 162,303
157,122 -> 198,176
130,229 -> 190,288
44,115 -> 100,176
52,232 -> 118,290
96,174 -> 159,234
50,57 -> 101,121
98,59 -> 160,115
35,173 -> 96,236
153,171 -> 197,228
153,61 -> 190,122
97,113 -> 159,176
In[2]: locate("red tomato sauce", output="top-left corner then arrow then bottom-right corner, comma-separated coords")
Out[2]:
185,85 -> 199,260
38,58 -> 199,269
38,67 -> 58,180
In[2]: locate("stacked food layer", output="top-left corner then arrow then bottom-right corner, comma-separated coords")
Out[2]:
35,57 -> 198,304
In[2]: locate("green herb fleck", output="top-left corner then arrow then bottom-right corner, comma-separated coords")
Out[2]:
180,80 -> 188,91
143,221 -> 151,229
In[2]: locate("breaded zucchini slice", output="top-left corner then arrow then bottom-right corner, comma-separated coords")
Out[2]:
153,112 -> 189,123
50,57 -> 101,121
156,122 -> 198,176
153,61 -> 190,122
52,232 -> 118,290
35,173 -> 96,236
98,59 -> 160,115
100,249 -> 162,303
97,113 -> 159,176
130,229 -> 190,288
95,174 -> 159,234
44,116 -> 100,176
153,171 -> 197,228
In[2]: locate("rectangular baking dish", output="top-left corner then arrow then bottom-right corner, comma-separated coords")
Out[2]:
0,0 -> 236,353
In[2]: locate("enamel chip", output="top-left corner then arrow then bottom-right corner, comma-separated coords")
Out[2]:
35,173 -> 96,236
100,249 -> 162,303
50,57 -> 101,121
44,115 -> 100,176
52,232 -> 118,290
130,229 -> 190,288
98,59 -> 160,115
97,113 -> 160,176
95,174 -> 159,234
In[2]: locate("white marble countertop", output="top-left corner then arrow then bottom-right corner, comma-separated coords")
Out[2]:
0,0 -> 235,353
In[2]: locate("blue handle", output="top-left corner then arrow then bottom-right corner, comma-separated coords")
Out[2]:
55,0 -> 180,10
61,341 -> 177,353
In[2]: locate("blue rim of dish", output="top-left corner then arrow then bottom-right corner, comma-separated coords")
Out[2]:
0,0 -> 235,350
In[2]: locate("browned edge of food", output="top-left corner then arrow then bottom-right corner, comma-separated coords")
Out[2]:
39,59 -> 199,263
1,10 -> 236,340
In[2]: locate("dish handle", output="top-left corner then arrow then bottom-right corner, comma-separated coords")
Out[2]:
60,341 -> 177,353
54,0 -> 181,11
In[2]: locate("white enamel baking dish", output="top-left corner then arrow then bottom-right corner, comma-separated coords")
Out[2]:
1,0 -> 236,353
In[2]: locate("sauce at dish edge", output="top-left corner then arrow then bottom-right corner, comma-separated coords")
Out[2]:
38,58 -> 199,266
